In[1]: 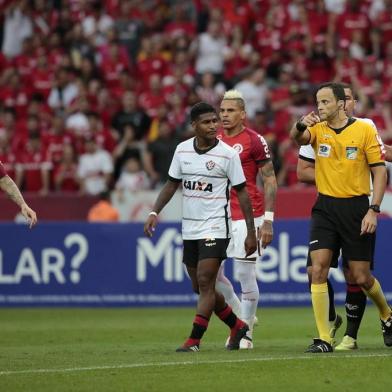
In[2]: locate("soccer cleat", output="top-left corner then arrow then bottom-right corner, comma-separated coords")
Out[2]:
176,344 -> 200,352
381,315 -> 392,347
239,335 -> 253,349
329,314 -> 343,339
335,335 -> 358,351
226,324 -> 249,351
305,338 -> 333,353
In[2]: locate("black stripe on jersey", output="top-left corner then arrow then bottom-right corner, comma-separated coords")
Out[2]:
256,158 -> 271,165
224,179 -> 230,238
168,175 -> 182,183
369,162 -> 386,167
183,216 -> 227,221
233,181 -> 246,191
299,155 -> 315,163
182,173 -> 227,179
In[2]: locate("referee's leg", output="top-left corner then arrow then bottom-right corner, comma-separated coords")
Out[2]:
309,249 -> 334,345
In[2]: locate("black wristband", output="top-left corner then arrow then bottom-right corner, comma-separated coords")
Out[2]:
296,120 -> 307,133
369,204 -> 380,213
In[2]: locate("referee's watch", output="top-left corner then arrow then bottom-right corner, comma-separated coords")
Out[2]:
369,204 -> 381,213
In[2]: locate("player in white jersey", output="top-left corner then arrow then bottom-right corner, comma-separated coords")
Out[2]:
297,83 -> 392,351
144,102 -> 257,352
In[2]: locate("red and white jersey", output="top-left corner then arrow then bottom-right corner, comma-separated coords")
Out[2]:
217,127 -> 271,220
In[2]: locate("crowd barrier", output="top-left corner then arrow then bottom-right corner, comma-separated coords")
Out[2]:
0,220 -> 391,307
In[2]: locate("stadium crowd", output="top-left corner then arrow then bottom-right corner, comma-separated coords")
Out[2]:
0,0 -> 392,195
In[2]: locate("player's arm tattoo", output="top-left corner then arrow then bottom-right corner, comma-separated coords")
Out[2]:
260,161 -> 277,212
0,175 -> 27,208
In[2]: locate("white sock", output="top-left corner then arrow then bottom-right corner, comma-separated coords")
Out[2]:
215,263 -> 241,316
235,259 -> 259,338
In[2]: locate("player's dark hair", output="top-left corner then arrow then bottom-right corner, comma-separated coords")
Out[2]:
190,102 -> 217,122
339,82 -> 358,100
316,82 -> 346,102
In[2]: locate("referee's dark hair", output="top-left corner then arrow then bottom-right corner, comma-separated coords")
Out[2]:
316,82 -> 346,103
190,102 -> 217,122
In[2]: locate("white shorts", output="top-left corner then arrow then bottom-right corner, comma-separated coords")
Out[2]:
227,216 -> 264,260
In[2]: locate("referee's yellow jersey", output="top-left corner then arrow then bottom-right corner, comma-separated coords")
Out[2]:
308,118 -> 385,198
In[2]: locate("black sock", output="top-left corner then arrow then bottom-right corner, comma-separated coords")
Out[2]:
327,279 -> 336,322
189,314 -> 209,340
216,305 -> 237,328
345,284 -> 367,339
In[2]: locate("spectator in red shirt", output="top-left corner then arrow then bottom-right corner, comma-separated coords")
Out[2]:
136,36 -> 169,86
138,73 -> 167,118
86,111 -> 116,153
15,131 -> 52,195
372,0 -> 392,57
42,115 -> 75,171
99,40 -> 130,92
53,144 -> 79,192
0,68 -> 32,117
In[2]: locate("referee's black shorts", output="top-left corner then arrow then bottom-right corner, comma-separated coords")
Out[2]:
183,238 -> 230,268
309,194 -> 375,263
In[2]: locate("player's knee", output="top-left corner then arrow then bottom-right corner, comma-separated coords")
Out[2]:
236,262 -> 256,282
353,274 -> 371,288
197,275 -> 214,292
311,264 -> 327,281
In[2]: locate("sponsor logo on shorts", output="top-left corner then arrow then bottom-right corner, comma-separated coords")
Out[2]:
346,146 -> 358,160
205,238 -> 216,247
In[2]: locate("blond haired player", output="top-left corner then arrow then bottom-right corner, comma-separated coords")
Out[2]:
216,90 -> 277,349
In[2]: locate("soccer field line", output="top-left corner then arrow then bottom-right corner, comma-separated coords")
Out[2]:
0,352 -> 391,376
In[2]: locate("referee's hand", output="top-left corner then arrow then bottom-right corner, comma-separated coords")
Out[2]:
360,210 -> 377,235
301,111 -> 320,128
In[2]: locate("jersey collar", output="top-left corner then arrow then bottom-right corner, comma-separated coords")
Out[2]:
193,137 -> 219,155
328,117 -> 356,134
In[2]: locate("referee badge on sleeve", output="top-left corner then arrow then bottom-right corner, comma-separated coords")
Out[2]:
318,144 -> 331,157
346,146 -> 358,160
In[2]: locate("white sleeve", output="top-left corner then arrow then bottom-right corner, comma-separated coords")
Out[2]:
362,118 -> 377,130
299,144 -> 315,160
227,151 -> 246,186
101,151 -> 114,173
168,146 -> 182,180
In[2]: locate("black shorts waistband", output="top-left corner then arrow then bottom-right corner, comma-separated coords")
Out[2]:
318,193 -> 368,202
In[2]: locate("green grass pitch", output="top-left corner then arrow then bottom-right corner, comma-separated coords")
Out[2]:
0,306 -> 391,391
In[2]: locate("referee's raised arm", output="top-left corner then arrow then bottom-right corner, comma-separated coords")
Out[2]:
290,111 -> 320,146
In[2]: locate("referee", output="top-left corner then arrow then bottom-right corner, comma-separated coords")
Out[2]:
290,82 -> 392,353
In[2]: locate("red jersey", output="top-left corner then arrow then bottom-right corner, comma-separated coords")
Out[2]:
0,161 -> 6,178
217,127 -> 271,220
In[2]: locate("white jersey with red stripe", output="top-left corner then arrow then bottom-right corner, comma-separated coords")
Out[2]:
168,137 -> 246,240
